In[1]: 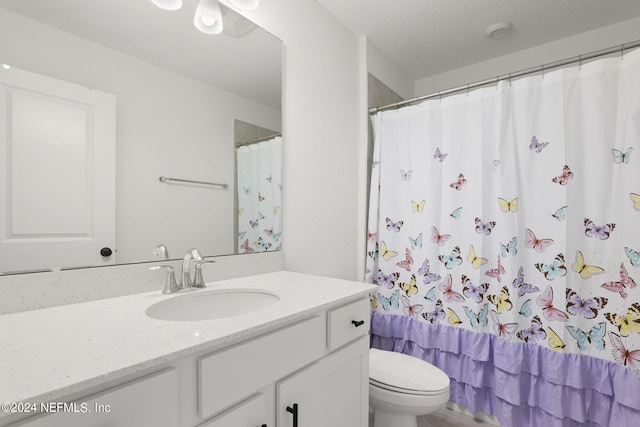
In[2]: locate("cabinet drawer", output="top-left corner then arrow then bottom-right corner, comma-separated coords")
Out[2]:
199,393 -> 267,427
327,298 -> 370,351
199,315 -> 325,419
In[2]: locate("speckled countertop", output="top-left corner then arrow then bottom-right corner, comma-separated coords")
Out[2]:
0,271 -> 375,413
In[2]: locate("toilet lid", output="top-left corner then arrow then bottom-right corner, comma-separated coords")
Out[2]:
369,348 -> 449,394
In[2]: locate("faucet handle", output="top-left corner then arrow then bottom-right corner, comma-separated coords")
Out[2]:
193,260 -> 215,288
150,265 -> 179,294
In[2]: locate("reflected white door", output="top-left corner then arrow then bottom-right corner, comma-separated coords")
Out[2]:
0,66 -> 116,273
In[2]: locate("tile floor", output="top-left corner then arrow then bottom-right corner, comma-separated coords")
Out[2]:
417,407 -> 497,427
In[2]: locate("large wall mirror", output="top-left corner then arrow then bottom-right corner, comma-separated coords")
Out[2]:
0,0 -> 282,274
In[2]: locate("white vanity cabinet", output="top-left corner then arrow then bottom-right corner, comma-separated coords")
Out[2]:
4,296 -> 371,427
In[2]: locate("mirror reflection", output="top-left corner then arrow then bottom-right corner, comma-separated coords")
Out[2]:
0,0 -> 282,274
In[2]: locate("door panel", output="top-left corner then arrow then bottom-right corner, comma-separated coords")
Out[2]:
0,66 -> 116,273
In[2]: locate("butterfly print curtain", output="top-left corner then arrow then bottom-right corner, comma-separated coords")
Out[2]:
366,50 -> 640,426
237,136 -> 282,253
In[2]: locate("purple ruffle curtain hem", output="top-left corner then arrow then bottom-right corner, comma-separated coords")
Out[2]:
370,311 -> 640,427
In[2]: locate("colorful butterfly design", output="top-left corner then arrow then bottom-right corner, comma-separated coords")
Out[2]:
475,218 -> 496,235
411,200 -> 426,213
240,239 -> 254,253
431,226 -> 452,246
273,232 -> 282,241
258,192 -> 265,202
548,327 -> 566,350
525,228 -> 554,253
467,245 -> 488,269
367,242 -> 379,260
612,147 -> 633,164
368,230 -> 377,243
500,237 -> 518,257
418,258 -> 442,284
385,217 -> 404,233
450,173 -> 467,190
566,323 -> 606,350
424,286 -> 437,302
254,237 -> 271,251
463,304 -> 489,329
631,193 -> 640,211
490,310 -> 518,338
511,266 -> 540,297
249,219 -> 259,229
601,263 -> 637,298
273,205 -> 280,215
537,286 -> 569,322
379,241 -> 399,261
409,233 -> 423,250
584,218 -> 616,240
447,308 -> 463,325
450,207 -> 462,219
625,247 -> 640,268
439,274 -> 465,303
264,227 -> 275,237
529,136 -> 549,153
257,212 -> 266,220
605,303 -> 640,337
370,294 -> 378,310
265,174 -> 272,183
498,197 -> 519,213
242,187 -> 251,194
399,274 -> 419,297
535,253 -> 567,280
572,250 -> 605,279
434,147 -> 448,162
238,231 -> 247,240
462,275 -> 489,303
422,299 -> 446,324
376,270 -> 400,289
238,207 -> 245,216
487,286 -> 513,314
401,295 -> 424,319
566,288 -> 608,319
552,164 -> 574,185
486,255 -> 505,282
396,248 -> 414,271
438,246 -> 463,269
400,170 -> 413,181
551,206 -> 567,221
377,290 -> 401,311
609,332 -> 640,371
519,299 -> 532,317
517,315 -> 547,343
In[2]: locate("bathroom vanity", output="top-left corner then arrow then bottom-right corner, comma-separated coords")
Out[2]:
0,271 -> 375,427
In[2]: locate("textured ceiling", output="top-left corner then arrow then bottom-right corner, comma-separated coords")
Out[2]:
315,0 -> 640,80
0,0 -> 282,109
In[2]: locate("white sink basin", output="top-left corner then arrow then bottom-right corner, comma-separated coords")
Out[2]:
146,289 -> 280,321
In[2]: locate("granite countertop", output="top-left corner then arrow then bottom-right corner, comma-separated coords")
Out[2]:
0,271 -> 375,413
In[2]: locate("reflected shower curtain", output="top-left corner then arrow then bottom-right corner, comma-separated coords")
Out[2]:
366,50 -> 640,426
237,136 -> 282,253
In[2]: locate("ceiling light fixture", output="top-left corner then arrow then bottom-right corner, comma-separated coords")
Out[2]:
149,0 -> 259,35
485,22 -> 513,39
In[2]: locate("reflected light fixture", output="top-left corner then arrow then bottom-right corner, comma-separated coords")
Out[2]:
149,0 -> 260,35
150,0 -> 183,11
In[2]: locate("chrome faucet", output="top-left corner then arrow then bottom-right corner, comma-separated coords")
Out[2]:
180,248 -> 203,289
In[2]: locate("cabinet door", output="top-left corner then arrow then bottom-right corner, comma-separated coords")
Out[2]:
277,336 -> 368,427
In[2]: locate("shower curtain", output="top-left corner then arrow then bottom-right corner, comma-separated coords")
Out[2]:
237,136 -> 282,253
366,49 -> 640,426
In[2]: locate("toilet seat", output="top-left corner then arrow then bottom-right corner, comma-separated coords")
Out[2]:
369,348 -> 450,395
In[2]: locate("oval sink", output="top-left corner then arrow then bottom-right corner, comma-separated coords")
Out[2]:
146,289 -> 280,321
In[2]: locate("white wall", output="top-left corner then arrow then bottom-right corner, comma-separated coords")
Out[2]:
0,9 -> 281,265
366,39 -> 414,101
415,16 -> 640,96
238,0 -> 363,280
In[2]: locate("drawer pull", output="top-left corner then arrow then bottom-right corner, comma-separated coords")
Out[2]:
259,424 -> 267,427
286,403 -> 299,427
351,320 -> 365,327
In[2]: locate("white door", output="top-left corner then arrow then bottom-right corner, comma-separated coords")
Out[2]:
277,337 -> 369,427
0,65 -> 116,273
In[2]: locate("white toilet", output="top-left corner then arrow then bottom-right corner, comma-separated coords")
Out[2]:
369,348 -> 450,427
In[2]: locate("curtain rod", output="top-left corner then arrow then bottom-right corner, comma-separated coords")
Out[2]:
369,40 -> 640,115
235,133 -> 281,148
